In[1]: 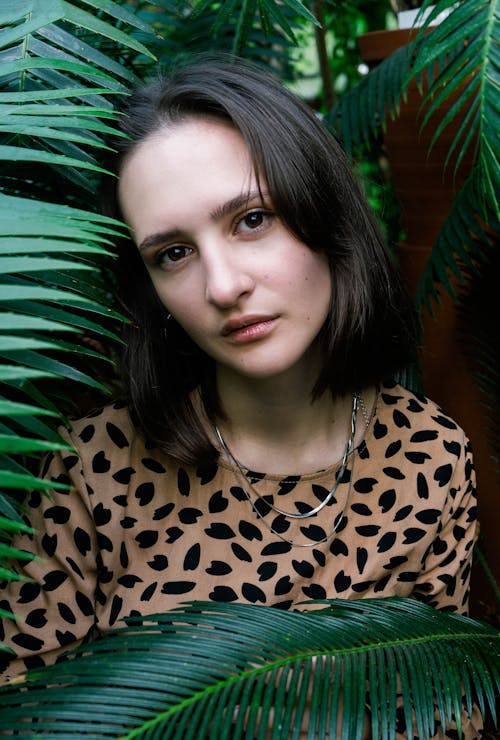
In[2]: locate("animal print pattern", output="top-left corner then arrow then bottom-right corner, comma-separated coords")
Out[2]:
0,383 -> 479,735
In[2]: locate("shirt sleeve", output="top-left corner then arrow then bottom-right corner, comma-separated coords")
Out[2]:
0,425 -> 98,684
412,432 -> 478,615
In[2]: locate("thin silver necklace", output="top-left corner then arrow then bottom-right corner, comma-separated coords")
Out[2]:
214,393 -> 360,547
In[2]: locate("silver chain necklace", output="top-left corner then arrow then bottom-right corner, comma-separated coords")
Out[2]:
214,393 -> 360,548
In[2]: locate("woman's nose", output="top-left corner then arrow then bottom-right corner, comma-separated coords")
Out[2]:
204,251 -> 255,308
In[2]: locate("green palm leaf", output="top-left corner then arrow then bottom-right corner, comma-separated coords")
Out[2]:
0,599 -> 497,738
0,1 -> 156,579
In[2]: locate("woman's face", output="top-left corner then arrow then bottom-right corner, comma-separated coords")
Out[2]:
119,118 -> 332,383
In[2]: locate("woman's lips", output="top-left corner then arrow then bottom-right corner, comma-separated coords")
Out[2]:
221,315 -> 279,343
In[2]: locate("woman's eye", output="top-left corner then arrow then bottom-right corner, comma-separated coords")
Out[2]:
236,209 -> 272,234
157,245 -> 192,265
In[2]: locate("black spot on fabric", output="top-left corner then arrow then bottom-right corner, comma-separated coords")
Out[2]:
440,551 -> 456,568
62,454 -> 79,471
394,505 -> 413,521
383,467 -> 406,480
355,525 -> 380,536
253,496 -> 273,517
453,524 -> 466,541
357,547 -> 368,574
196,462 -> 218,485
242,583 -> 266,603
177,468 -> 190,496
434,464 -> 453,487
379,489 -> 396,513
353,477 -> 377,494
405,451 -> 431,464
118,574 -> 143,588
398,571 -> 419,583
239,520 -> 263,541
76,591 -> 93,616
120,543 -> 129,569
270,515 -> 290,534
94,503 -> 112,526
25,608 -> 47,628
292,560 -> 314,578
416,509 -> 441,524
44,506 -> 70,524
334,571 -> 351,592
230,486 -> 247,502
373,420 -> 388,439
358,441 -> 370,459
141,457 -> 166,474
383,555 -> 408,570
416,472 -> 429,499
411,430 -> 438,443
67,558 -> 84,579
246,470 -> 265,484
381,392 -> 401,405
148,555 -> 168,571
113,494 -> 128,507
97,563 -> 112,584
162,581 -> 196,595
261,542 -> 292,556
12,633 -> 43,651
135,530 -> 159,548
205,522 -> 235,539
275,576 -> 293,595
393,410 -> 411,428
27,490 -> 42,508
209,586 -> 238,602
374,574 -> 391,592
299,525 -> 327,542
377,532 -> 397,553
403,528 -> 427,544
106,422 -> 129,449
385,441 -> 402,458
42,533 -> 57,557
302,584 -> 327,599
120,516 -> 136,529
109,595 -> 123,626
273,600 -> 293,610
432,414 -> 457,430
57,603 -> 76,624
206,561 -> 232,576
135,482 -> 155,507
208,490 -> 228,513
257,562 -> 277,581
97,532 -> 113,553
183,543 -> 201,571
437,573 -> 456,596
277,476 -> 300,495
85,483 -> 94,497
330,539 -> 348,557
231,543 -> 252,562
141,583 -> 158,602
92,450 -> 111,473
79,424 -> 95,443
153,503 -> 175,520
179,507 -> 203,525
74,527 -> 91,556
444,439 -> 461,457
166,527 -> 183,543
312,549 -> 326,567
407,398 -> 424,413
113,467 -> 135,484
43,570 -> 68,591
351,580 -> 376,593
351,503 -> 372,516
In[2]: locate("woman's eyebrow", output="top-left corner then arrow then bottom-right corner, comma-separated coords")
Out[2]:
138,190 -> 270,252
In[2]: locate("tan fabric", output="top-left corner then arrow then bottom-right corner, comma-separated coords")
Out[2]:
0,383 -> 481,736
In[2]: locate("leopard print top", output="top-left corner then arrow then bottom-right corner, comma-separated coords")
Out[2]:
0,383 -> 478,690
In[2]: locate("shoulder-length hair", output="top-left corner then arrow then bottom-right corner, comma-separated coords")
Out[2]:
100,54 -> 417,465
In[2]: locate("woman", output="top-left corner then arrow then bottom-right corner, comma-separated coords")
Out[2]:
0,56 -> 479,734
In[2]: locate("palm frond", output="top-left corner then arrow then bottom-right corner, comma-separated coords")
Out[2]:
0,599 -> 497,738
411,0 -> 500,218
0,1 -> 156,579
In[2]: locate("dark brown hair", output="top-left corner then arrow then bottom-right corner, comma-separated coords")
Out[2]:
101,54 -> 417,464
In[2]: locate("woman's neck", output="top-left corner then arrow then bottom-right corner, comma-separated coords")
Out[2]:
212,365 -> 374,475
